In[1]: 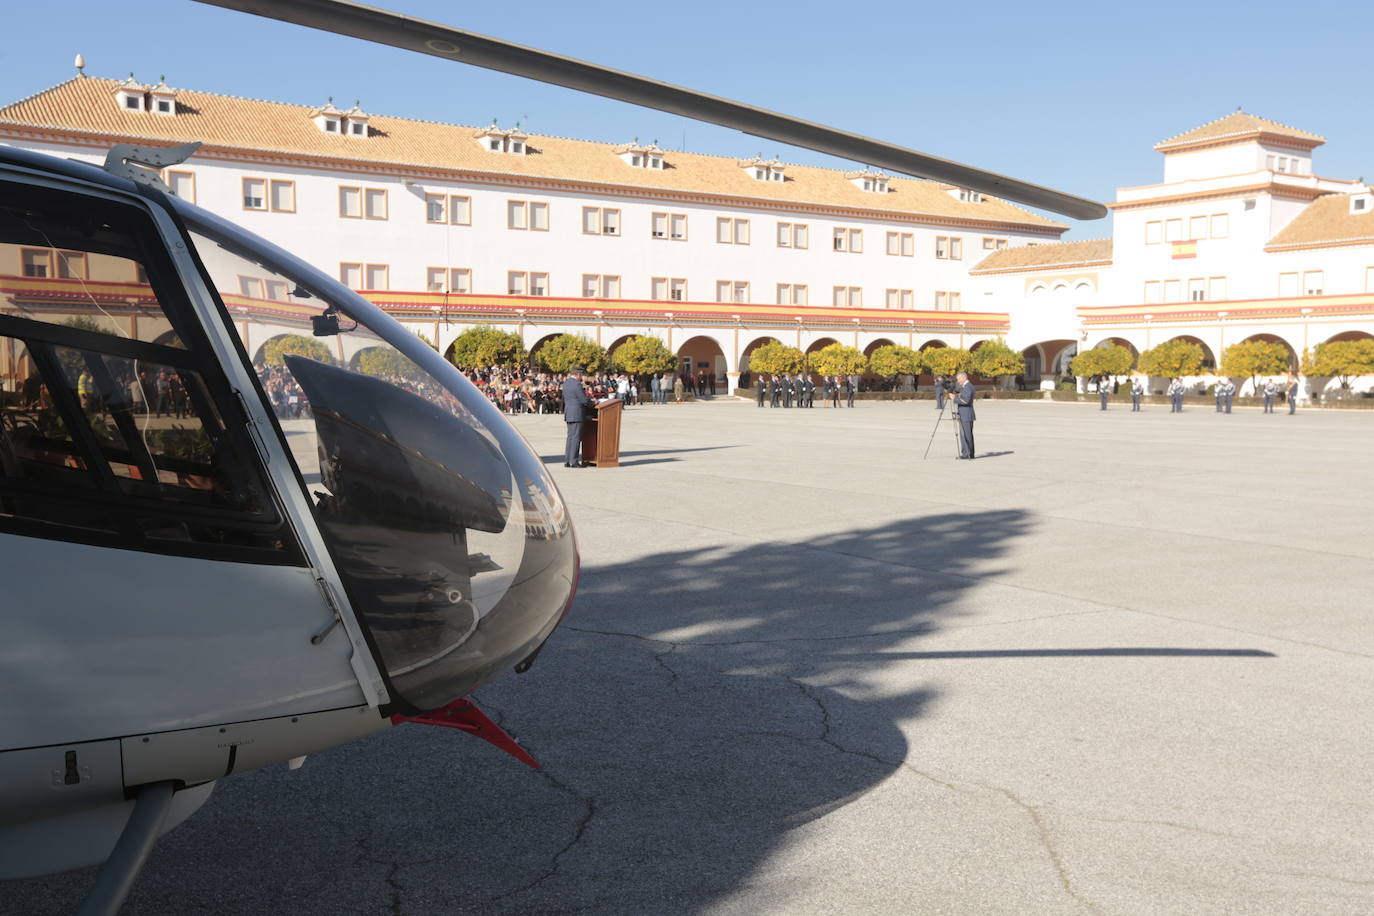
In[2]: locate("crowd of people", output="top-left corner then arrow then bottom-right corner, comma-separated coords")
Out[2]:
1090,373 -> 1303,415
458,367 -> 700,414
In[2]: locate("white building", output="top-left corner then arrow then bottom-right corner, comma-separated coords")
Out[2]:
971,111 -> 1374,397
2,75 -> 1372,398
0,73 -> 1062,392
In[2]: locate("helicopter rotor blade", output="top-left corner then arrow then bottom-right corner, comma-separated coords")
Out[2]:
192,0 -> 1106,220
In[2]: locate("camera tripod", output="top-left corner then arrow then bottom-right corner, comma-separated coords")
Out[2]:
922,394 -> 964,460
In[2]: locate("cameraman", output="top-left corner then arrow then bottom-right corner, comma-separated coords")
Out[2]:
954,371 -> 976,460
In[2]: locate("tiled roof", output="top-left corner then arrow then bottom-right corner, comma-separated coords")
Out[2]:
1265,193 -> 1374,250
969,238 -> 1112,274
0,76 -> 1065,231
1155,111 -> 1324,151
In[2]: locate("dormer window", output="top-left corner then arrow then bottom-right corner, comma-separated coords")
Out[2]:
847,169 -> 890,193
1352,193 -> 1372,214
341,102 -> 370,138
148,78 -> 177,117
741,157 -> 785,182
112,75 -> 148,113
617,142 -> 665,169
955,188 -> 982,203
476,124 -> 528,154
311,99 -> 345,135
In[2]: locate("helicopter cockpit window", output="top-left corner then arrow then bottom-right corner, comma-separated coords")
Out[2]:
0,180 -> 297,561
188,225 -> 573,710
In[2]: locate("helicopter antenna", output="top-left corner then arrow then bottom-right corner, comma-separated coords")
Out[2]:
191,0 -> 1106,220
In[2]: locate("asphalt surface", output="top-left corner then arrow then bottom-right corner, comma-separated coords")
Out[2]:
5,397 -> 1373,915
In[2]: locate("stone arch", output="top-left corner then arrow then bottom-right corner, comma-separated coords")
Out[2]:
1020,339 -> 1076,387
152,328 -> 181,348
805,336 -> 840,356
1237,332 -> 1298,370
605,334 -> 638,368
1099,336 -> 1139,368
253,332 -> 336,367
1162,335 -> 1216,371
677,334 -> 727,395
525,332 -> 564,368
739,336 -> 780,387
1323,330 -> 1374,344
863,338 -> 898,357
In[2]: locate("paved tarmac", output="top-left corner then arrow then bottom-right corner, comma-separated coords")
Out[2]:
6,398 -> 1373,915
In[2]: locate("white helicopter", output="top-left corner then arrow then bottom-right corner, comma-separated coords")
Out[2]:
0,2 -> 1103,912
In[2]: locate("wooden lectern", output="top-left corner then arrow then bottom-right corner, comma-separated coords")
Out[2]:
580,398 -> 623,468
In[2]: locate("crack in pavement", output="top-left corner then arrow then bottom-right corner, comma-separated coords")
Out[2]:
489,765 -> 598,904
1053,808 -> 1245,841
983,785 -> 1103,915
1262,870 -> 1374,888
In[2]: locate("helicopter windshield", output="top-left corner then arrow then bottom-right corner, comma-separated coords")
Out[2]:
181,212 -> 575,712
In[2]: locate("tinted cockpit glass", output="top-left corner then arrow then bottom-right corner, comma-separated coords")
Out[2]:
185,221 -> 575,711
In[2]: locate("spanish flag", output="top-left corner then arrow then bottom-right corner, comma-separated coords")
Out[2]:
1171,239 -> 1198,259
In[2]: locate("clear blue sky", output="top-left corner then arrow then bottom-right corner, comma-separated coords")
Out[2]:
2,0 -> 1370,237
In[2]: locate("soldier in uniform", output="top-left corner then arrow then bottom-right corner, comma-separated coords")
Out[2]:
1215,379 -> 1226,413
1168,377 -> 1184,413
800,374 -> 811,408
756,374 -> 766,407
1223,378 -> 1234,413
1263,378 -> 1277,413
770,375 -> 781,408
1130,376 -> 1144,411
782,374 -> 793,408
954,371 -> 976,459
1287,373 -> 1299,414
1099,375 -> 1110,411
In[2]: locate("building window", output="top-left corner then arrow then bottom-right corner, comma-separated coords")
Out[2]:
651,277 -> 689,301
505,271 -> 549,296
1145,221 -> 1162,245
339,186 -> 362,218
934,291 -> 947,310
364,189 -> 387,220
1163,279 -> 1181,302
1208,277 -> 1227,300
885,288 -> 913,309
777,222 -> 808,248
165,170 -> 195,203
716,217 -> 750,245
238,276 -> 264,298
776,283 -> 808,305
124,95 -> 142,110
1278,272 -> 1298,297
270,180 -> 295,213
1144,281 -> 1161,303
425,194 -> 471,225
1188,278 -> 1206,302
715,280 -> 749,303
21,248 -> 50,278
651,211 -> 688,240
363,264 -> 389,290
832,286 -> 862,308
832,227 -> 862,253
885,232 -> 915,257
582,207 -> 621,236
508,200 -> 548,231
582,274 -> 620,298
935,236 -> 963,259
1165,219 -> 1183,242
957,189 -> 982,203
243,178 -> 266,210
1304,271 -> 1324,295
1189,215 -> 1207,240
55,250 -> 88,279
426,267 -> 471,293
1210,213 -> 1229,238
339,262 -> 362,288
982,237 -> 1008,250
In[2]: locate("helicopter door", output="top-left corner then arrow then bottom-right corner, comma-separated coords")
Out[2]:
0,177 -> 376,750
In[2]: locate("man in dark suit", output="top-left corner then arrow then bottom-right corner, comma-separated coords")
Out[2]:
954,371 -> 976,459
846,374 -> 857,408
756,374 -> 766,407
770,375 -> 781,408
562,367 -> 594,467
802,374 -> 815,408
934,375 -> 946,410
783,374 -> 793,408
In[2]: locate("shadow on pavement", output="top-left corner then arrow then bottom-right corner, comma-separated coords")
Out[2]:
4,508 -> 1129,914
